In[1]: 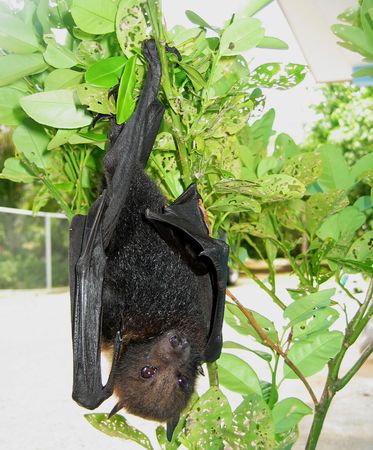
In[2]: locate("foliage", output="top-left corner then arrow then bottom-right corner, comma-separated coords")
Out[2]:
332,0 -> 373,79
0,213 -> 69,288
0,1 -> 372,450
304,83 -> 373,166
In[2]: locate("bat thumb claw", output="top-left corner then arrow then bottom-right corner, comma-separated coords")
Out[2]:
108,402 -> 123,419
197,364 -> 205,376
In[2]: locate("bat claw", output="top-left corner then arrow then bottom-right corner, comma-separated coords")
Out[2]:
196,364 -> 205,376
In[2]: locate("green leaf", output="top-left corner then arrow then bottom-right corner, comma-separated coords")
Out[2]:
347,230 -> 373,264
210,194 -> 261,213
316,206 -> 366,242
216,174 -> 305,202
20,89 -> 92,129
218,353 -> 262,396
43,36 -> 78,69
0,53 -> 48,87
85,413 -> 153,449
272,398 -> 312,434
257,36 -> 289,49
185,10 -> 217,31
327,257 -> 373,275
178,62 -> 207,91
0,157 -> 36,183
12,119 -> 50,169
248,63 -> 306,90
0,12 -> 39,54
332,24 -> 373,57
186,387 -> 232,448
242,0 -> 273,17
85,56 -> 127,88
71,0 -> 118,34
209,56 -> 250,98
0,86 -> 26,126
220,17 -> 265,56
47,129 -> 76,150
284,330 -> 344,378
351,153 -> 373,181
293,307 -> 339,339
32,185 -> 51,215
116,55 -> 137,124
284,288 -> 336,326
44,69 -> 83,91
317,144 -> 355,191
76,84 -> 115,114
305,190 -> 349,236
225,303 -> 278,342
115,0 -> 147,55
223,341 -> 272,361
226,394 -> 276,450
354,195 -> 372,211
283,152 -> 323,186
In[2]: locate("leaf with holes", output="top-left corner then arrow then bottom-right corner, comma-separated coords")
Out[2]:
284,330 -> 344,379
305,190 -> 349,236
346,230 -> 373,268
293,307 -> 339,339
284,288 -> 335,326
185,387 -> 232,448
85,413 -> 153,449
116,0 -> 147,55
283,152 -> 322,186
225,394 -> 276,450
248,63 -> 306,90
210,194 -> 261,213
76,84 -> 115,114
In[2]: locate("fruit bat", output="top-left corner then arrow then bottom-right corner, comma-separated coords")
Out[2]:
69,39 -> 229,440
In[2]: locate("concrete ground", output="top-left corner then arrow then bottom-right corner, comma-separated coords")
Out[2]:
0,276 -> 372,450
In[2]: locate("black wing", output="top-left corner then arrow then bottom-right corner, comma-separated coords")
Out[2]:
145,184 -> 229,362
69,40 -> 164,409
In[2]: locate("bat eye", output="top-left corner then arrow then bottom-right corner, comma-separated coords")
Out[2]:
177,375 -> 188,389
141,366 -> 157,379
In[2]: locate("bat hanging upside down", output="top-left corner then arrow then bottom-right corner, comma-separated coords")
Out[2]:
69,40 -> 229,440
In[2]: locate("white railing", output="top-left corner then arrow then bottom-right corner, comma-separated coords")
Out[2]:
0,206 -> 68,290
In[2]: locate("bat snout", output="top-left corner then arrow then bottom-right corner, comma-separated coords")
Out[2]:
169,334 -> 189,351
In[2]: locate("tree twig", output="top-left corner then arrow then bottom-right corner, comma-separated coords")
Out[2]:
227,289 -> 318,406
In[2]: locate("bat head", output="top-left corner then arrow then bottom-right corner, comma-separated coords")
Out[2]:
111,330 -> 202,427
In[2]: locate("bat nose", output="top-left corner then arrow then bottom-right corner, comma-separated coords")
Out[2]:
169,334 -> 189,351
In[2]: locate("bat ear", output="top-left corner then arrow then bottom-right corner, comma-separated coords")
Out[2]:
166,415 -> 180,441
108,402 -> 123,419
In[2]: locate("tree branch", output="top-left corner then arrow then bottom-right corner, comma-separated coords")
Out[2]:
227,289 -> 318,406
337,342 -> 373,391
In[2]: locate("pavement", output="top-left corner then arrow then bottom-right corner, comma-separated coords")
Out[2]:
0,275 -> 372,450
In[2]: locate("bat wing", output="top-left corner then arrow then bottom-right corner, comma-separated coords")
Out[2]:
145,184 -> 229,362
70,40 -> 164,409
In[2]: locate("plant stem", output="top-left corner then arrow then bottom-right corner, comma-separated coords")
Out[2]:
305,278 -> 373,449
226,289 -> 317,406
233,257 -> 286,310
145,0 -> 192,187
207,361 -> 219,387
